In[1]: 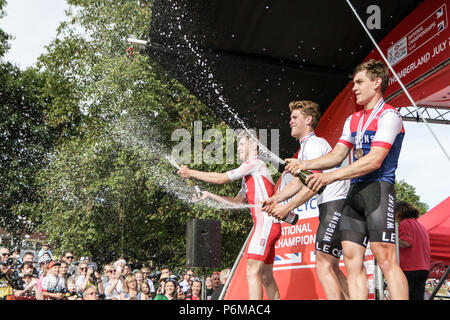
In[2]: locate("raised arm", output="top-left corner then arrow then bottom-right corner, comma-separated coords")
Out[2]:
285,143 -> 350,173
200,190 -> 246,207
305,146 -> 389,192
178,165 -> 231,184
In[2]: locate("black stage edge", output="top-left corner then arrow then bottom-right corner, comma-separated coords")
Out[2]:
2,299 -> 448,318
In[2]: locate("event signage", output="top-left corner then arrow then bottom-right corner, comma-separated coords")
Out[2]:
370,0 -> 450,98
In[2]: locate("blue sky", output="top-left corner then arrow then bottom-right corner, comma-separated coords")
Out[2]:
0,0 -> 448,209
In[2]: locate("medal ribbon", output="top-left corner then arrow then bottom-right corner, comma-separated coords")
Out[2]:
299,131 -> 316,160
355,98 -> 385,150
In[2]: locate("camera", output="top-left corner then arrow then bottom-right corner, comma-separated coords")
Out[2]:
87,262 -> 98,271
1,257 -> 15,267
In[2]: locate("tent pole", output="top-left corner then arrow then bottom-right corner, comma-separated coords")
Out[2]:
218,226 -> 253,300
202,266 -> 206,300
395,222 -> 400,263
428,266 -> 450,300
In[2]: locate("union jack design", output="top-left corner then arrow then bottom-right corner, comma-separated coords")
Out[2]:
274,252 -> 302,266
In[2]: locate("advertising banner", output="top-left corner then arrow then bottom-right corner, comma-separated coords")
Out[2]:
367,0 -> 450,102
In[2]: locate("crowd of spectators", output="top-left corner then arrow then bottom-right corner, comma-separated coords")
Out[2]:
0,245 -> 231,301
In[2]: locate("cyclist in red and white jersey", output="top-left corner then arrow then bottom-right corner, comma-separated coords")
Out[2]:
178,132 -> 281,300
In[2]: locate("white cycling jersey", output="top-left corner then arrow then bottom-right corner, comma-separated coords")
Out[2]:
298,132 -> 349,204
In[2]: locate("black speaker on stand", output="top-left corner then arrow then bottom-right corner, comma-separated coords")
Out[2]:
186,219 -> 222,300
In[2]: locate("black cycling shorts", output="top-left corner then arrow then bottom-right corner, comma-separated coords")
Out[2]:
315,199 -> 346,259
340,181 -> 396,247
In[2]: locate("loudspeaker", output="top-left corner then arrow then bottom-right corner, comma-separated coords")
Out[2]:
186,219 -> 222,268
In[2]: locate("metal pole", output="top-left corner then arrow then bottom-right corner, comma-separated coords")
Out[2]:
127,38 -> 148,46
218,227 -> 253,300
395,222 -> 400,264
202,266 -> 207,300
429,266 -> 450,300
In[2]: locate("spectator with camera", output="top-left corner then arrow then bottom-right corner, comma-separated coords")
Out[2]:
154,277 -> 178,300
176,284 -> 186,300
0,257 -> 15,300
179,269 -> 194,293
76,261 -> 104,296
104,263 -> 123,300
13,271 -> 43,300
13,261 -> 35,290
41,260 -> 66,300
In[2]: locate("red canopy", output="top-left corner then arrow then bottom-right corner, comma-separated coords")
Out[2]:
418,197 -> 450,263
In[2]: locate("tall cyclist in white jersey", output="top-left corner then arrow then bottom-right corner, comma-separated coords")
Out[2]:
262,100 -> 350,300
178,132 -> 281,300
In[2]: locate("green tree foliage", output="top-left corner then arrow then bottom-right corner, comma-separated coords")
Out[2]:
0,0 -> 9,56
32,0 -> 251,269
395,179 -> 429,215
0,1 -> 56,242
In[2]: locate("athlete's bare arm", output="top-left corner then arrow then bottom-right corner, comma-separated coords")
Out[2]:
265,184 -> 316,220
196,190 -> 246,207
285,143 -> 350,174
261,177 -> 305,214
178,165 -> 231,184
306,146 -> 390,192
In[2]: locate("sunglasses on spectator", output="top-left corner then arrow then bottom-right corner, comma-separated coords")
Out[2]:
212,272 -> 221,275
1,253 -> 9,256
80,267 -> 87,271
65,256 -> 74,259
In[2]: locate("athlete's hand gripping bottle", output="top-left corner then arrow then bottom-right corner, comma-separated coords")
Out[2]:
294,169 -> 326,195
282,211 -> 299,225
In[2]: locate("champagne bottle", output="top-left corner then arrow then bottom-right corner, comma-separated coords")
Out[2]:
294,169 -> 326,195
283,211 -> 299,225
194,185 -> 203,198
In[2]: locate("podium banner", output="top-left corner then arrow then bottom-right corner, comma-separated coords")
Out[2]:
224,170 -> 375,300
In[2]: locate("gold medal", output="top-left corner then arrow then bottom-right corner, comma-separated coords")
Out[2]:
355,148 -> 364,159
